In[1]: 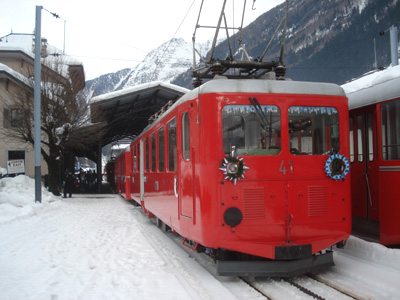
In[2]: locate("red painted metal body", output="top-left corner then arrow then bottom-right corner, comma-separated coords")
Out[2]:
117,79 -> 351,260
115,147 -> 131,200
347,69 -> 400,245
105,160 -> 115,187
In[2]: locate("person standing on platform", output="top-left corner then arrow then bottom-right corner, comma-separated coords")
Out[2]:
63,169 -> 75,198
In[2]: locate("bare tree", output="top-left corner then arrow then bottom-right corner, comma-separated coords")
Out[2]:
1,56 -> 106,195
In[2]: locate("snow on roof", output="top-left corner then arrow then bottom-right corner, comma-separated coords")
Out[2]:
0,34 -> 34,58
0,33 -> 83,68
0,62 -> 30,86
136,78 -> 346,139
90,81 -> 190,103
197,78 -> 345,96
342,65 -> 400,109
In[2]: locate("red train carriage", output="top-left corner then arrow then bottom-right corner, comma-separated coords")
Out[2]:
105,160 -> 115,188
127,78 -> 351,276
114,147 -> 131,200
344,65 -> 400,245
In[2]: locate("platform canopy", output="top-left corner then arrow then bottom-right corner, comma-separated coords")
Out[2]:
90,81 -> 190,148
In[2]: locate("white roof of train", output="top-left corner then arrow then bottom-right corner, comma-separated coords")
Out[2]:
174,78 -> 345,109
136,78 -> 345,139
342,65 -> 400,109
197,78 -> 345,97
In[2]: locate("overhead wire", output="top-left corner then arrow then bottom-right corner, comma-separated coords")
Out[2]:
41,6 -> 149,59
149,0 -> 197,81
39,4 -> 396,78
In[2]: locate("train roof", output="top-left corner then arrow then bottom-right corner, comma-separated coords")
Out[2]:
169,79 -> 345,113
169,79 -> 345,111
137,79 -> 346,138
342,65 -> 400,109
196,78 -> 345,97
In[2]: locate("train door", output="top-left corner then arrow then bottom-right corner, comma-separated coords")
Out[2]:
379,99 -> 400,244
178,103 -> 196,220
350,109 -> 379,220
140,139 -> 145,203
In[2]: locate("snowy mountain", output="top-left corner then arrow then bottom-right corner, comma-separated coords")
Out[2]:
81,68 -> 132,100
115,38 -> 193,89
174,0 -> 400,87
82,38 -> 202,100
82,0 -> 400,98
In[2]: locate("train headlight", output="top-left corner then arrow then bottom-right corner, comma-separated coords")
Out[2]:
226,162 -> 239,175
224,207 -> 243,228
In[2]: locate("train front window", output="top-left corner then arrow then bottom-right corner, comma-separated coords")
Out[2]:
288,106 -> 340,155
222,105 -> 281,155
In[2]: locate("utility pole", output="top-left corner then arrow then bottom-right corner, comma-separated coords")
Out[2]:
389,25 -> 399,66
380,25 -> 399,67
34,5 -> 43,203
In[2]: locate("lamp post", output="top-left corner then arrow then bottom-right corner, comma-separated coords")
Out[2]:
34,5 -> 43,203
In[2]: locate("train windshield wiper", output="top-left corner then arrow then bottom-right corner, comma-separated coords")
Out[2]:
248,97 -> 271,130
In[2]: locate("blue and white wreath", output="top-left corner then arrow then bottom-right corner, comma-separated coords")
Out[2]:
324,153 -> 350,181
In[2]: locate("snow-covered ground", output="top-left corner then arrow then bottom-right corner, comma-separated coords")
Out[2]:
1,175 -> 400,300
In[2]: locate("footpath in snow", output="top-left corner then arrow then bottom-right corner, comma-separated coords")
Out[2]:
0,176 -> 261,300
1,175 -> 400,300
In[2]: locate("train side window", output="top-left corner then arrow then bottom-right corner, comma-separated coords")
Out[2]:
151,133 -> 156,172
145,137 -> 149,172
356,115 -> 364,162
182,112 -> 190,160
158,127 -> 165,172
222,105 -> 281,155
349,117 -> 354,162
367,112 -> 374,162
133,146 -> 136,172
381,99 -> 400,160
288,106 -> 339,155
137,143 -> 140,171
131,146 -> 136,172
168,119 -> 177,171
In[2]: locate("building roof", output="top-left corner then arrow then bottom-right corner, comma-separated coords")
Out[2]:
0,62 -> 31,88
90,81 -> 190,147
0,33 -> 85,87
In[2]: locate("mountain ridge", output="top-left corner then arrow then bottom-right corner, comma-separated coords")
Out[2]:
82,0 -> 399,99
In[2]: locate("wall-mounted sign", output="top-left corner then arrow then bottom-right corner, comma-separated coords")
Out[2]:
7,159 -> 25,174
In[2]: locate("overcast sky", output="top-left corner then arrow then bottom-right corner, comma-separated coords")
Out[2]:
1,0 -> 285,80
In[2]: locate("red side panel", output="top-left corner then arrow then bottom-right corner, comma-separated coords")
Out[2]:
379,168 -> 400,244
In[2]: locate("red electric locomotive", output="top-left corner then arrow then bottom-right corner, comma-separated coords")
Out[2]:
344,65 -> 400,246
105,159 -> 115,188
122,78 -> 351,276
114,147 -> 131,200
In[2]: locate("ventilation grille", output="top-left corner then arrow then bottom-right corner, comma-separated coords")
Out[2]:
308,186 -> 328,217
242,188 -> 265,220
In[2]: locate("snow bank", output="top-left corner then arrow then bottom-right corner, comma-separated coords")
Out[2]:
0,167 -> 7,177
0,175 -> 59,224
339,236 -> 400,270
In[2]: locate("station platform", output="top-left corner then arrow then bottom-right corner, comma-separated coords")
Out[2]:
64,181 -> 116,196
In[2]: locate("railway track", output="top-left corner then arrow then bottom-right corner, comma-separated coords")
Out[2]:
135,204 -> 399,300
240,275 -> 362,300
165,228 -> 362,300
